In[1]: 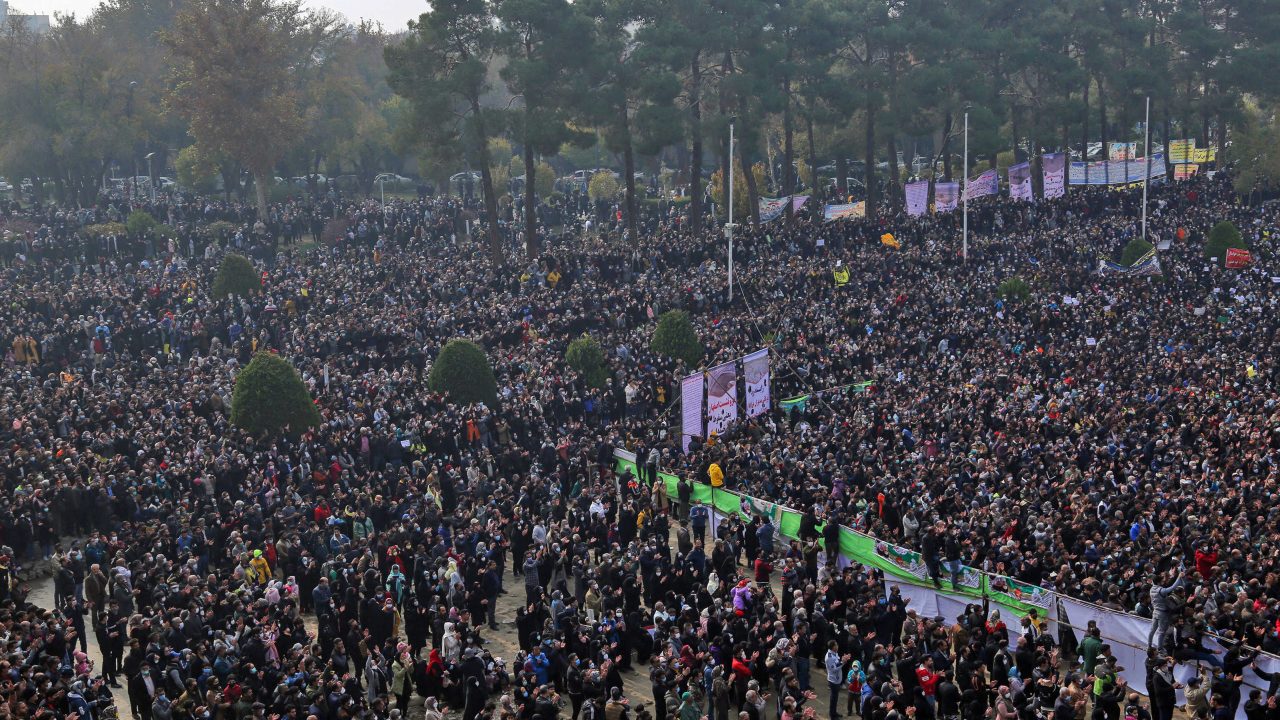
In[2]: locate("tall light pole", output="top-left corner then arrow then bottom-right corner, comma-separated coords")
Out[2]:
1141,96 -> 1151,244
962,106 -> 969,264
145,152 -> 156,203
726,116 -> 737,302
379,174 -> 386,208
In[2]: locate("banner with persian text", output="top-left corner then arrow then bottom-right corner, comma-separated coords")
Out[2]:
1008,162 -> 1033,201
705,362 -> 738,436
742,349 -> 770,418
905,180 -> 929,217
680,372 -> 703,452
964,169 -> 998,200
1169,139 -> 1194,164
1041,153 -> 1066,198
1069,153 -> 1167,185
823,202 -> 865,221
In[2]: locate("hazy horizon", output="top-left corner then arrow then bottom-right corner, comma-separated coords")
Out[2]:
11,0 -> 422,31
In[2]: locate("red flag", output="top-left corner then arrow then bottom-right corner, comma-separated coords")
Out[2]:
1226,248 -> 1253,268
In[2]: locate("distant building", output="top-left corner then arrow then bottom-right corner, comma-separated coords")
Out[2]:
0,0 -> 51,34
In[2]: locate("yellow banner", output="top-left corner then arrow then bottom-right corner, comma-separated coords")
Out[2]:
1169,139 -> 1195,164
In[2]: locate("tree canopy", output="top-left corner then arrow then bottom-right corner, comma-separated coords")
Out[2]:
230,351 -> 323,436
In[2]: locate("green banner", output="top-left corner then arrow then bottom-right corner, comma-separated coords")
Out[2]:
616,456 -> 1044,618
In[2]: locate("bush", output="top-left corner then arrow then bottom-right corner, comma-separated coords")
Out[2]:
230,352 -> 322,437
588,171 -> 620,202
321,217 -> 351,245
996,278 -> 1031,302
651,310 -> 703,367
1119,238 -> 1154,266
1205,220 -> 1246,264
212,253 -> 261,298
82,222 -> 127,238
126,210 -> 158,236
428,339 -> 499,407
203,220 -> 238,239
566,335 -> 609,388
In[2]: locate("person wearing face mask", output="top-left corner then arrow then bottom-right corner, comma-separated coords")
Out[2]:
129,662 -> 158,720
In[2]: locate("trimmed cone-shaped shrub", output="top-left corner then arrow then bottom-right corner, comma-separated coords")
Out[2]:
1205,220 -> 1246,264
428,339 -> 499,407
651,310 -> 703,367
126,210 -> 158,236
231,352 -> 322,436
996,278 -> 1031,302
566,335 -> 609,388
1119,238 -> 1154,266
212,253 -> 261,298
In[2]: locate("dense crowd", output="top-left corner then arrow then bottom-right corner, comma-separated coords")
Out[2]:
0,169 -> 1277,720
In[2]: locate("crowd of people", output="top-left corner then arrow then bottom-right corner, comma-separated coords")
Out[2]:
0,167 -> 1277,720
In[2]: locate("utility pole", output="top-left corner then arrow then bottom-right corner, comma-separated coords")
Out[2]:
963,106 -> 970,263
726,116 -> 738,302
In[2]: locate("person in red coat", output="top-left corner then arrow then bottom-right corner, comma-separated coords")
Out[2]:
1195,545 -> 1219,580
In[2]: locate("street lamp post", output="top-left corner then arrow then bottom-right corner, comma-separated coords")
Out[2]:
145,152 -> 156,203
379,175 -> 386,208
726,116 -> 737,302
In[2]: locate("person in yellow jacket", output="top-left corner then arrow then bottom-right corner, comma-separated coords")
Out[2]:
248,549 -> 271,586
708,462 -> 724,488
832,261 -> 850,288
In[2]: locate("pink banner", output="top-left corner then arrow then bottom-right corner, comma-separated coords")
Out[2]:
681,372 -> 703,452
1008,162 -> 1032,202
905,181 -> 928,217
934,182 -> 959,213
1042,153 -> 1066,199
964,169 -> 998,200
705,362 -> 738,436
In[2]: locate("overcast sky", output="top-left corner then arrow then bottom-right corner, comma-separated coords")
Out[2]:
17,0 -> 422,32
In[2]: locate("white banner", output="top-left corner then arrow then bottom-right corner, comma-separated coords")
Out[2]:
887,583 -> 1036,651
681,372 -> 703,452
1059,598 -> 1154,695
1008,162 -> 1033,202
743,349 -> 770,418
1042,153 -> 1066,199
905,180 -> 929,217
706,362 -> 738,436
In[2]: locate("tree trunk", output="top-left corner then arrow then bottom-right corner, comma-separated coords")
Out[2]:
743,150 -> 761,226
523,128 -> 538,260
1098,77 -> 1108,184
783,77 -> 795,223
621,102 -> 638,242
1082,77 -> 1090,159
806,111 -> 818,220
1217,113 -> 1227,166
688,51 -> 704,233
254,171 -> 269,218
865,88 -> 877,222
471,97 -> 504,266
835,155 -> 848,201
1162,107 -> 1172,178
887,133 -> 900,211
